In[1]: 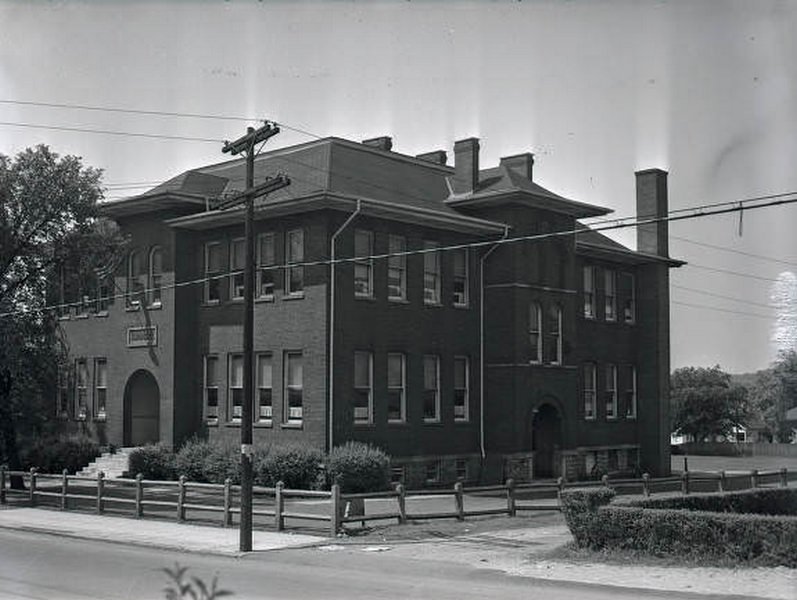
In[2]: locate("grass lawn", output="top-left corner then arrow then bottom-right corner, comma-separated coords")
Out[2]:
671,453 -> 797,473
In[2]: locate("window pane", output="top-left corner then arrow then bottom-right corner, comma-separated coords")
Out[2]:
387,354 -> 403,387
354,352 -> 371,387
96,360 -> 107,387
207,244 -> 222,272
424,356 -> 438,388
288,230 -> 304,261
257,355 -> 272,387
231,239 -> 245,269
354,230 -> 371,257
230,355 -> 243,387
258,234 -> 275,265
454,357 -> 467,387
287,354 -> 302,386
206,357 -> 218,386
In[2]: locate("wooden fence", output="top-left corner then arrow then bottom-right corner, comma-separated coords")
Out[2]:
0,466 -> 791,535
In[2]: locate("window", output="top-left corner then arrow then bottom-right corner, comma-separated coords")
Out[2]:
230,239 -> 245,301
204,242 -> 223,303
545,304 -> 562,365
423,355 -> 440,422
452,248 -> 468,306
354,230 -> 373,298
204,356 -> 219,423
149,246 -> 163,306
583,363 -> 596,420
257,354 -> 273,422
286,229 -> 304,296
423,241 -> 440,305
285,352 -> 303,423
455,459 -> 468,481
425,461 -> 441,484
94,359 -> 107,420
228,354 -> 243,422
387,353 -> 406,423
390,466 -> 405,485
353,351 -> 373,423
604,269 -> 616,322
583,266 -> 595,318
624,365 -> 637,419
620,272 -> 635,324
75,359 -> 88,420
605,364 -> 618,419
529,302 -> 542,363
96,276 -> 110,314
127,251 -> 144,308
257,233 -> 276,300
387,235 -> 406,301
57,367 -> 71,418
76,288 -> 90,317
454,356 -> 469,422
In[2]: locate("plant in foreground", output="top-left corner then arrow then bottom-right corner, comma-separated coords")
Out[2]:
162,563 -> 233,600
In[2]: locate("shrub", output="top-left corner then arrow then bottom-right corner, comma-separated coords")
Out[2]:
173,439 -> 215,483
21,436 -> 101,474
559,487 -> 616,547
201,442 -> 241,485
631,487 -> 797,516
326,442 -> 390,493
257,444 -> 324,489
127,443 -> 175,480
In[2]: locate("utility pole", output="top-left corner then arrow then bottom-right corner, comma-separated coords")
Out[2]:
220,122 -> 289,552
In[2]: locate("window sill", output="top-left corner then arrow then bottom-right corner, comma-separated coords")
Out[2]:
224,421 -> 242,428
388,297 -> 409,304
94,415 -> 107,423
206,420 -> 219,427
281,421 -> 303,429
146,303 -> 163,311
423,302 -> 443,308
126,305 -> 141,312
606,416 -> 618,422
202,301 -> 221,307
453,303 -> 470,310
94,311 -> 109,318
229,298 -> 244,304
354,295 -> 376,302
74,314 -> 89,320
57,315 -> 70,321
387,420 -> 409,426
254,421 -> 273,428
423,419 -> 443,425
353,421 -> 375,427
584,416 -> 596,421
255,296 -> 275,303
625,415 -> 637,421
283,293 -> 304,301
454,419 -> 470,424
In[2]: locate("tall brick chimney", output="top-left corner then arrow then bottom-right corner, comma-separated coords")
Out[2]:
453,138 -> 480,193
500,153 -> 534,180
636,168 -> 669,257
362,136 -> 393,152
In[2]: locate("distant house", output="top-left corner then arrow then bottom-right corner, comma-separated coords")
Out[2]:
55,134 -> 682,485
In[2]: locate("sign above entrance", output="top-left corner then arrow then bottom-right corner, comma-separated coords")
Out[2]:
127,326 -> 158,348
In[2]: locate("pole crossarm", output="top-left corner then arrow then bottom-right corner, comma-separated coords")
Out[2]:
222,121 -> 279,156
213,174 -> 291,211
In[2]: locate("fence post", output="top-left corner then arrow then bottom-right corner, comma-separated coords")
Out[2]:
601,474 -> 610,489
61,469 -> 69,510
719,470 -> 726,493
454,482 -> 464,521
29,468 -> 37,506
177,475 -> 186,522
222,478 -> 232,527
396,483 -> 407,525
96,471 -> 104,514
506,478 -> 516,517
0,466 -> 6,505
683,456 -> 688,472
681,471 -> 690,495
642,473 -> 650,497
330,483 -> 340,536
780,468 -> 788,488
135,473 -> 143,518
750,469 -> 758,489
556,476 -> 564,496
274,481 -> 285,531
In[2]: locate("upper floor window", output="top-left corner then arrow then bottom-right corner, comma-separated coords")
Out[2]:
545,304 -> 562,365
286,229 -> 304,296
583,363 -> 596,420
284,351 -> 303,423
604,269 -> 616,321
423,242 -> 441,305
94,358 -> 107,421
423,354 -> 440,422
57,367 -> 71,418
529,302 -> 542,364
620,272 -> 635,324
624,365 -> 637,419
257,233 -> 276,300
387,353 -> 406,423
388,235 -> 406,301
257,354 -> 273,422
230,238 -> 245,301
605,364 -> 618,419
228,354 -> 243,422
454,356 -> 469,422
204,242 -> 223,304
75,359 -> 88,420
149,246 -> 163,307
452,248 -> 469,307
583,265 -> 595,319
353,351 -> 373,424
127,251 -> 144,309
96,275 -> 111,314
204,355 -> 219,424
354,230 -> 373,298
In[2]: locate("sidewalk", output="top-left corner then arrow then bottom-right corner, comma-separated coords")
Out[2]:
0,506 -> 323,555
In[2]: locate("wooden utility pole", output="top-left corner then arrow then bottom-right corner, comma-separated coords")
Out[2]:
220,122 -> 289,552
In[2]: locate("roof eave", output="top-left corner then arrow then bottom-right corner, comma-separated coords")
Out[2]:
446,189 -> 611,218
576,240 -> 686,267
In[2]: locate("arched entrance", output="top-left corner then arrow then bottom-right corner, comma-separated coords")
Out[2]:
532,403 -> 562,478
123,370 -> 160,446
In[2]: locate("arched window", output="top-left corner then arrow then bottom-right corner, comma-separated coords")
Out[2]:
545,303 -> 562,365
149,246 -> 163,306
127,251 -> 144,308
529,302 -> 542,363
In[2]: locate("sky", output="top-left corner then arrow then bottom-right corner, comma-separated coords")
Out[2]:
1,0 -> 796,374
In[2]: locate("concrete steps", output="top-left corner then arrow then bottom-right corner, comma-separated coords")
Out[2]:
77,447 -> 137,479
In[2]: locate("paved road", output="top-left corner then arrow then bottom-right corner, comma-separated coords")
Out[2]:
0,528 -> 740,600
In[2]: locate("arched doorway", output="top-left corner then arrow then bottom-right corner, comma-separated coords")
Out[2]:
532,403 -> 562,478
124,370 -> 160,446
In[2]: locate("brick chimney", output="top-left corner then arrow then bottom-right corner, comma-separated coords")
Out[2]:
416,150 -> 448,166
636,168 -> 669,257
453,138 -> 480,193
500,153 -> 534,180
361,136 -> 393,152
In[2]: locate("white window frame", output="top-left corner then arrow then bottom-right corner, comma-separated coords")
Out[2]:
353,351 -> 373,424
621,272 -> 636,324
148,246 -> 163,307
353,230 -> 374,298
604,269 -> 616,322
605,364 -> 618,420
204,355 -> 219,424
75,359 -> 88,420
453,356 -> 469,422
423,354 -> 441,423
256,353 -> 273,423
452,248 -> 469,307
285,229 -> 304,297
94,358 -> 107,421
228,353 -> 243,422
127,251 -> 144,309
204,242 -> 223,304
529,302 -> 542,364
583,265 -> 595,319
423,241 -> 441,305
625,365 -> 637,419
583,363 -> 596,420
425,460 -> 441,484
229,238 -> 246,301
387,235 -> 406,301
547,304 -> 563,365
387,353 -> 406,423
257,232 -> 276,301
284,351 -> 303,423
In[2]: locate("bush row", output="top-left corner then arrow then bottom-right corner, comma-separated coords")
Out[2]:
20,436 -> 101,475
560,487 -> 797,567
633,487 -> 797,516
127,440 -> 390,493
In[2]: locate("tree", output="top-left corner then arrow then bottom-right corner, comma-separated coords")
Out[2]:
670,365 -> 750,442
0,145 -> 123,484
749,351 -> 797,442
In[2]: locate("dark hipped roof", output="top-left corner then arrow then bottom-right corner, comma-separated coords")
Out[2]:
575,223 -> 686,267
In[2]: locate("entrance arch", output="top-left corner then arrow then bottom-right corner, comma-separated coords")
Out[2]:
124,370 -> 160,446
532,403 -> 562,478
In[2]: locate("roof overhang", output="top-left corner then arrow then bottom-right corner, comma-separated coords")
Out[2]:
100,191 -> 209,218
576,241 -> 686,267
446,189 -> 611,219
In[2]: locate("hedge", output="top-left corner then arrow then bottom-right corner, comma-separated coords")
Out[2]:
560,487 -> 797,566
326,442 -> 390,493
21,437 -> 101,475
632,487 -> 797,516
255,444 -> 324,489
127,444 -> 176,480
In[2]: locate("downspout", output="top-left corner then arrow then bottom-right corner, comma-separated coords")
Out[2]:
328,200 -> 362,452
479,225 -> 509,459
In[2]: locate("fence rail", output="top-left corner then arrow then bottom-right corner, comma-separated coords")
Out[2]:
0,466 -> 791,535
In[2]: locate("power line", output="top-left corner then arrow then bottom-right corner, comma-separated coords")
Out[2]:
671,234 -> 797,268
671,284 -> 777,311
671,300 -> 775,321
685,264 -> 784,283
0,121 -> 222,143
